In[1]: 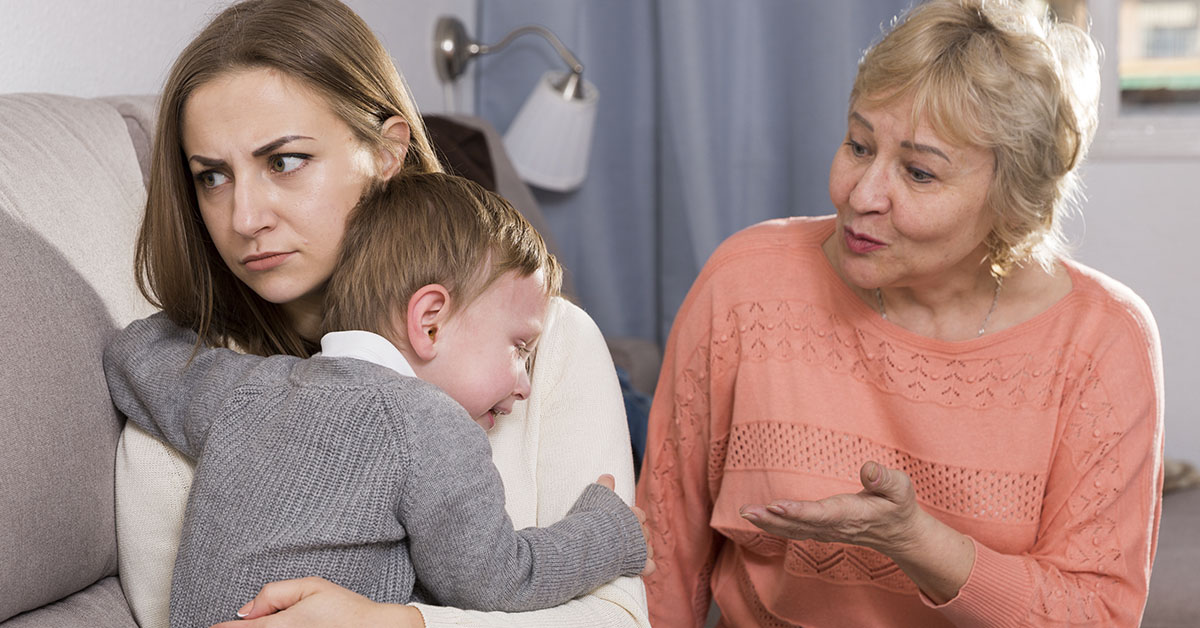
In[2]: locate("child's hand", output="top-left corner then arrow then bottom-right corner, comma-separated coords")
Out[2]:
595,473 -> 616,490
593,474 -> 656,577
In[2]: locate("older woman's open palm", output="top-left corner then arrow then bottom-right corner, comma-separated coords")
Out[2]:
739,461 -> 923,551
737,461 -> 976,605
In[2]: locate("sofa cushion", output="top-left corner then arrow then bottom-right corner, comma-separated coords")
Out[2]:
0,93 -> 153,622
1,577 -> 137,628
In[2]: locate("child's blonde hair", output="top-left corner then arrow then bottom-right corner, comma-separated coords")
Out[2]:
324,172 -> 562,341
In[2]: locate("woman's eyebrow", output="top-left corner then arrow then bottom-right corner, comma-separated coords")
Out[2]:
251,135 -> 313,157
850,111 -> 873,131
900,140 -> 951,163
850,111 -> 951,163
188,135 -> 315,168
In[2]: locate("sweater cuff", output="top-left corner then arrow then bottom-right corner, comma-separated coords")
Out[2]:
569,483 -> 648,576
923,537 -> 1033,627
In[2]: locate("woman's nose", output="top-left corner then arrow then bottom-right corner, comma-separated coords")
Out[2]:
231,177 -> 277,237
848,161 -> 892,215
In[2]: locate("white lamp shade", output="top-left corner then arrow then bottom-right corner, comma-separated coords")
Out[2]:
503,71 -> 599,192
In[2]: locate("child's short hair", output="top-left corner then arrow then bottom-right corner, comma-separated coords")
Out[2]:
323,172 -> 562,339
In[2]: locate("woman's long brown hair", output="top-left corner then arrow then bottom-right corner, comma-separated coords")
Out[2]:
136,0 -> 442,357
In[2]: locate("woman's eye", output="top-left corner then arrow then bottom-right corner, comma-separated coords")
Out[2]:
846,140 -> 869,158
908,167 -> 935,183
269,154 -> 306,174
197,171 -> 228,189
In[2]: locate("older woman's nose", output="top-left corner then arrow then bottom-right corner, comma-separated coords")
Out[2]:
848,161 -> 892,215
231,178 -> 278,237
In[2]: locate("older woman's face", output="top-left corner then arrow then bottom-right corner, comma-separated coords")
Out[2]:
827,97 -> 995,292
181,68 -> 376,313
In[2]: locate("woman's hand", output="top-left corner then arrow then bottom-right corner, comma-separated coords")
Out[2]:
209,577 -> 425,628
739,461 -> 974,604
596,473 -> 656,577
738,461 -> 924,551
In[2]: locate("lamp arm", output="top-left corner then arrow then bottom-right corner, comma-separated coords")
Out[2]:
475,25 -> 584,75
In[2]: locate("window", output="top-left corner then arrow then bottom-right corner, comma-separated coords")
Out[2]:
1035,0 -> 1200,157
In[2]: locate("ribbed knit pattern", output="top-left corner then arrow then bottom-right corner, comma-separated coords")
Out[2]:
104,313 -> 646,628
637,216 -> 1164,627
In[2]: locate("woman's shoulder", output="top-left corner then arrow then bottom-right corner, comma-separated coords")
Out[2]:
1060,259 -> 1159,345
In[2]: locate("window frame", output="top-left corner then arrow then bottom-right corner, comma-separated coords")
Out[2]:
1088,0 -> 1200,159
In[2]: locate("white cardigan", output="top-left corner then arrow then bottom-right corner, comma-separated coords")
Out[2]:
114,297 -> 650,628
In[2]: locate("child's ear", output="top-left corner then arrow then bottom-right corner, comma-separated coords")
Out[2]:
376,116 -> 411,180
405,284 -> 449,361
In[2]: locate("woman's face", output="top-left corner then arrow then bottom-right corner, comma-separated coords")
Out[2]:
826,96 -> 996,292
181,68 -> 376,317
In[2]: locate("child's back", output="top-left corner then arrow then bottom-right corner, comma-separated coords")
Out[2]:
103,173 -> 647,628
106,315 -> 645,628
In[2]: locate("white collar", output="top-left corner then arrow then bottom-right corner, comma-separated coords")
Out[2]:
318,330 -> 417,379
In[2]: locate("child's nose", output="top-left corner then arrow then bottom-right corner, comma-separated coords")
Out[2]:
513,368 -> 531,400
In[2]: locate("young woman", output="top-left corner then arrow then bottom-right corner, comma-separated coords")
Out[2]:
116,1 -> 650,627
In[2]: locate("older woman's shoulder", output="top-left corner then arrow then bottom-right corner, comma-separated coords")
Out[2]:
1062,259 -> 1160,346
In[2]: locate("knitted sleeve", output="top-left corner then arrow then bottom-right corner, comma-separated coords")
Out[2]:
102,312 -> 281,459
636,263 -> 729,627
935,296 -> 1164,627
411,298 -> 651,627
396,386 -> 647,613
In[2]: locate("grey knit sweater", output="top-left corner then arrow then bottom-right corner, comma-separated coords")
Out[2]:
103,313 -> 646,628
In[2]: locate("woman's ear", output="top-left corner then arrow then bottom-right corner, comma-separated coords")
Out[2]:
376,115 -> 411,180
405,284 -> 449,362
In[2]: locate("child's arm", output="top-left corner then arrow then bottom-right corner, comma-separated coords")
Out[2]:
394,386 -> 647,613
102,312 -> 278,458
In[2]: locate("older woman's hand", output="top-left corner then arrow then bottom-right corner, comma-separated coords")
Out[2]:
738,461 -> 924,551
209,577 -> 425,628
739,461 -> 975,604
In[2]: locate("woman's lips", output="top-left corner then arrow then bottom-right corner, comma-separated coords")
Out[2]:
844,227 -> 885,254
242,251 -> 294,272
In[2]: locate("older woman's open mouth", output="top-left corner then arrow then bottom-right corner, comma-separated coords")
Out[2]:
844,227 -> 886,254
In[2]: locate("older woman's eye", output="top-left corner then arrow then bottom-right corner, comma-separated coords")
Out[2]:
269,154 -> 308,174
196,170 -> 228,189
908,167 -> 935,183
846,140 -> 869,158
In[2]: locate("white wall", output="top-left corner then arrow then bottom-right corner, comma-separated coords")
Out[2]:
0,0 -> 474,114
1071,160 -> 1200,464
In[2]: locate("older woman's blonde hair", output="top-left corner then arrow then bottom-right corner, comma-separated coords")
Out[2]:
136,0 -> 442,357
852,0 -> 1100,275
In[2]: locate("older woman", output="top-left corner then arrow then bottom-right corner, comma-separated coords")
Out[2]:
636,1 -> 1163,626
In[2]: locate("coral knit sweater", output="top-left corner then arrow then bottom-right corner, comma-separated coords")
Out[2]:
637,216 -> 1164,628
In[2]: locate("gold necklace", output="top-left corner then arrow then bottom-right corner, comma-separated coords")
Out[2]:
875,276 -> 1003,338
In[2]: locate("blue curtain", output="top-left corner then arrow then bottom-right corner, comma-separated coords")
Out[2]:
477,1 -> 912,343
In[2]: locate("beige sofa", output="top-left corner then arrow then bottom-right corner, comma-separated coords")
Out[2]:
1,90 -> 1195,626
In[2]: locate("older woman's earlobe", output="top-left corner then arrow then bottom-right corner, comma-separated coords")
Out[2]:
377,115 -> 411,179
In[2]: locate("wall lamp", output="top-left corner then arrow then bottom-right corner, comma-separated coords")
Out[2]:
434,16 -> 598,192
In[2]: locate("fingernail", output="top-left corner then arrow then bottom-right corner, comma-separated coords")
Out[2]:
866,462 -> 880,482
236,601 -> 252,618
767,503 -> 786,516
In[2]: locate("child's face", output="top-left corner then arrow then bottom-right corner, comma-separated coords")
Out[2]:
423,270 -> 550,430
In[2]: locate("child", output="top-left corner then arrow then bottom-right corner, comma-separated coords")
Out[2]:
104,173 -> 647,628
